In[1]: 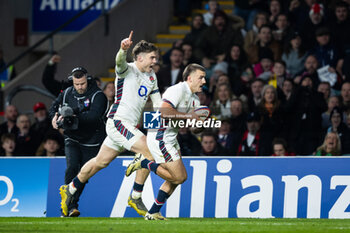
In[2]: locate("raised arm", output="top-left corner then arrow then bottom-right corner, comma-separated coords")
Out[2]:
115,31 -> 133,76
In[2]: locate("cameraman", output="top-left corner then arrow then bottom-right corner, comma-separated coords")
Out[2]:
49,67 -> 108,217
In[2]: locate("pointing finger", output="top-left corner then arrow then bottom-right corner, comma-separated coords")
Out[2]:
128,31 -> 133,41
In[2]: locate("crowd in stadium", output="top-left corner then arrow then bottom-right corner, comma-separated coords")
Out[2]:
1,0 -> 350,157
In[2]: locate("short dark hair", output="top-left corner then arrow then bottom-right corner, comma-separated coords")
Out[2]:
272,137 -> 287,149
201,130 -> 217,141
183,63 -> 205,81
132,40 -> 158,61
71,67 -> 88,79
1,133 -> 15,144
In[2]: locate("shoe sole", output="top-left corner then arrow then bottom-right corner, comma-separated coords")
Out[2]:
69,209 -> 80,217
144,213 -> 168,220
125,155 -> 142,177
59,185 -> 69,217
128,198 -> 147,216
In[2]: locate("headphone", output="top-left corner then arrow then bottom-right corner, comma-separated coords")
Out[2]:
68,66 -> 93,83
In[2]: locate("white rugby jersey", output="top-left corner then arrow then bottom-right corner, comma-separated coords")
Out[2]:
107,62 -> 160,126
148,81 -> 200,145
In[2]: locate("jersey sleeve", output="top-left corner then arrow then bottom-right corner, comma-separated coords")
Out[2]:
115,49 -> 129,78
150,77 -> 162,108
162,85 -> 182,109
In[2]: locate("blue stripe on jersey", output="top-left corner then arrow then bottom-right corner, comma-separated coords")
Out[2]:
150,89 -> 159,94
114,120 -> 134,140
108,78 -> 125,118
162,99 -> 175,109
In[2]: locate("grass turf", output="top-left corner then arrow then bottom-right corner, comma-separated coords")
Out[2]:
0,217 -> 350,233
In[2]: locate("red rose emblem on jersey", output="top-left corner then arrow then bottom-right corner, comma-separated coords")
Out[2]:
149,76 -> 155,82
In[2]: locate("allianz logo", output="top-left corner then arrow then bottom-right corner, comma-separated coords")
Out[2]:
39,0 -> 120,11
110,159 -> 350,219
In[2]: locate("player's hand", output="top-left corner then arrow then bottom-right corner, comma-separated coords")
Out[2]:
50,55 -> 61,63
52,112 -> 59,129
121,31 -> 133,51
52,113 -> 63,129
189,110 -> 206,121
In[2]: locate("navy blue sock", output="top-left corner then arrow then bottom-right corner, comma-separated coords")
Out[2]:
72,177 -> 85,192
148,190 -> 170,214
141,159 -> 159,174
133,182 -> 144,192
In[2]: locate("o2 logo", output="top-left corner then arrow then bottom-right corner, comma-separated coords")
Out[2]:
0,176 -> 19,212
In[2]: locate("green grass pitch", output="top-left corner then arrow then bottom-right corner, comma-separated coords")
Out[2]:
1,217 -> 350,233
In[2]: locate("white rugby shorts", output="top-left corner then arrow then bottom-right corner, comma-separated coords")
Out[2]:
103,118 -> 144,152
147,132 -> 181,163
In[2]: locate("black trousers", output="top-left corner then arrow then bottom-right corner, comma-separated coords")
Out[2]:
64,139 -> 100,210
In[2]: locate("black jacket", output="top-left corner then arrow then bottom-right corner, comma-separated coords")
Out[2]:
42,63 -> 71,96
49,81 -> 108,145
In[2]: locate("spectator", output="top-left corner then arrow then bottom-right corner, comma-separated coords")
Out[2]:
272,13 -> 293,45
288,0 -> 317,33
317,81 -> 331,100
247,78 -> 265,112
94,77 -> 102,89
271,137 -> 295,156
203,0 -> 219,26
282,31 -> 307,78
217,119 -> 235,155
268,0 -> 282,25
253,47 -> 274,80
14,114 -> 41,156
36,133 -> 63,157
162,39 -> 183,65
322,95 -> 340,130
243,11 -> 268,52
258,85 -> 286,153
289,75 -> 327,155
31,102 -> 61,144
200,130 -> 228,156
197,91 -> 211,106
195,10 -> 243,68
177,127 -> 201,156
0,133 -> 16,157
327,106 -> 350,154
229,98 -> 247,153
268,60 -> 288,90
315,131 -> 341,156
208,62 -> 229,95
183,13 -> 208,47
157,47 -> 184,93
225,44 -> 249,89
210,83 -> 233,119
330,2 -> 350,80
346,111 -> 350,129
181,42 -> 199,67
294,54 -> 320,88
233,65 -> 255,98
237,111 -> 269,156
0,105 -> 19,137
42,54 -> 71,97
280,78 -> 294,101
340,82 -> 350,112
328,1 -> 350,56
233,0 -> 268,31
245,24 -> 282,65
309,27 -> 341,73
103,81 -> 115,108
300,3 -> 327,49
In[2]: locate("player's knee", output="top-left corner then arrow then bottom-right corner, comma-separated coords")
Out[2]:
173,174 -> 187,184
